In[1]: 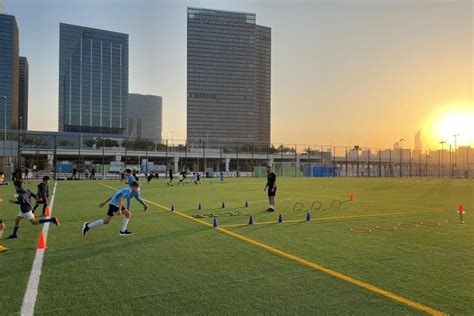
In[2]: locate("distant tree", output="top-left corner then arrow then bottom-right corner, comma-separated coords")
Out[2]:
83,138 -> 96,148
59,139 -> 73,147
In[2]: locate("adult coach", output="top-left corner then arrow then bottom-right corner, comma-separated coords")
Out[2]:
264,165 -> 277,212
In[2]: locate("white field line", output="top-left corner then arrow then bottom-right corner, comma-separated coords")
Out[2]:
20,181 -> 58,316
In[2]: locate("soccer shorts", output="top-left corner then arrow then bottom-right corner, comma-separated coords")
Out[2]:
18,211 -> 35,220
268,187 -> 277,197
107,204 -> 126,217
36,197 -> 48,204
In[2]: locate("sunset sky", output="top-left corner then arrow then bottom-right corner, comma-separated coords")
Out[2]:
3,0 -> 473,149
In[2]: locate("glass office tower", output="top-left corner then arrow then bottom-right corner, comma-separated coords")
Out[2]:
18,56 -> 28,130
58,23 -> 128,134
0,13 -> 19,131
187,7 -> 271,146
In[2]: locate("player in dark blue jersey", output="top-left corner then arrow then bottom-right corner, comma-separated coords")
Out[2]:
7,180 -> 59,239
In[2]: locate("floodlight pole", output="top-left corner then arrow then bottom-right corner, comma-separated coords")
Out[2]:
399,138 -> 405,177
453,134 -> 459,176
439,141 -> 446,177
354,145 -> 360,177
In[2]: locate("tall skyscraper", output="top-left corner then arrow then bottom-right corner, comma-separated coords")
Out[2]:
127,93 -> 162,140
187,7 -> 271,145
18,56 -> 28,130
414,130 -> 422,151
0,13 -> 19,131
58,23 -> 128,134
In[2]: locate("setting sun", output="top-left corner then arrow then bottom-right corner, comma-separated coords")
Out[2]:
426,102 -> 474,147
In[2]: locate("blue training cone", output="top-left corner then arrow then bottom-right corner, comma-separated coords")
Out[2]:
249,215 -> 254,225
278,214 -> 283,223
213,217 -> 218,228
171,204 -> 175,212
306,212 -> 311,221
198,203 -> 202,210
221,202 -> 225,209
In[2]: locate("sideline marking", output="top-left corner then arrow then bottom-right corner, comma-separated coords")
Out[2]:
99,182 -> 447,315
21,182 -> 58,316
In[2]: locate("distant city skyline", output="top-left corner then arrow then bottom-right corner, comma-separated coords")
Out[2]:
2,0 -> 472,148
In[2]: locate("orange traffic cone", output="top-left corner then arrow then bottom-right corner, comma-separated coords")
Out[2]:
349,194 -> 355,202
37,232 -> 46,249
44,207 -> 51,217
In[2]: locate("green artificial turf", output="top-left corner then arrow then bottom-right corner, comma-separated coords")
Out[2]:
0,177 -> 472,315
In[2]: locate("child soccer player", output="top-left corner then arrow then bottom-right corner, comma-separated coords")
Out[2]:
178,173 -> 185,185
82,181 -> 145,236
123,169 -> 148,211
220,172 -> 225,184
193,173 -> 199,185
147,173 -> 153,183
7,180 -> 60,239
264,165 -> 277,212
124,169 -> 136,185
33,176 -> 49,216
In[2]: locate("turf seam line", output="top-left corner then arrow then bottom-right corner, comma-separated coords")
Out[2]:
99,182 -> 447,316
20,181 -> 58,316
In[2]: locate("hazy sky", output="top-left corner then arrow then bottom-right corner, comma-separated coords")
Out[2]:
3,0 -> 473,148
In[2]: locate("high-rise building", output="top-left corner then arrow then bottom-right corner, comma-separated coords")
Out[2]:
187,7 -> 271,146
126,93 -> 162,140
18,56 -> 28,130
414,130 -> 422,151
58,23 -> 128,134
0,13 -> 19,131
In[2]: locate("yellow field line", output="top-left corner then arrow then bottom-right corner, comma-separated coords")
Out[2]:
99,182 -> 447,316
219,209 -> 445,228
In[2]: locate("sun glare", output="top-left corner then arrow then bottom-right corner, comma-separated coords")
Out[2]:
427,102 -> 474,147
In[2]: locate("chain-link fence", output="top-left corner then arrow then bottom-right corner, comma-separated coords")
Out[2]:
0,130 -> 473,180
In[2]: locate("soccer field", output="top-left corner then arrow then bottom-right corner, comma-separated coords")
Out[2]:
1,177 -> 473,315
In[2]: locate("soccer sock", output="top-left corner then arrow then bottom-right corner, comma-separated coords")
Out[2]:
33,204 -> 39,213
88,220 -> 104,229
121,218 -> 130,232
43,204 -> 47,215
39,218 -> 54,224
12,226 -> 19,236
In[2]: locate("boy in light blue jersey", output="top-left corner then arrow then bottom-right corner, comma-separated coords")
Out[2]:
124,168 -> 137,185
124,168 -> 148,211
82,182 -> 148,236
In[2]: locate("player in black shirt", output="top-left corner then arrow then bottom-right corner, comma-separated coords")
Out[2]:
264,165 -> 277,212
33,176 -> 50,216
167,168 -> 174,186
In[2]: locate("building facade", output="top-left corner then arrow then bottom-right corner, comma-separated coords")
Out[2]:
126,93 -> 162,140
58,23 -> 129,134
0,14 -> 19,131
18,56 -> 28,130
414,130 -> 422,151
187,7 -> 271,146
